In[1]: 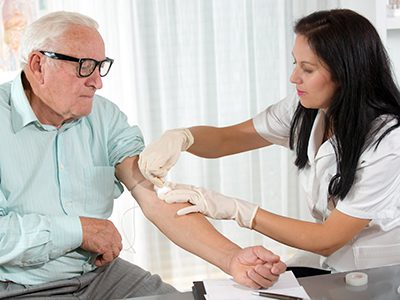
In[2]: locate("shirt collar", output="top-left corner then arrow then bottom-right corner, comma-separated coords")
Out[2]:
10,72 -> 39,133
10,72 -> 82,133
307,110 -> 335,163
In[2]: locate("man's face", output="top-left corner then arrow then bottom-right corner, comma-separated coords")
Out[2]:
35,25 -> 106,125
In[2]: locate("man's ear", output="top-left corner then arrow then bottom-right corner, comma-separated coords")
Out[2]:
27,52 -> 45,84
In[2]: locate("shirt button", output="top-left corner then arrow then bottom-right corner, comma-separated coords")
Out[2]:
60,163 -> 64,170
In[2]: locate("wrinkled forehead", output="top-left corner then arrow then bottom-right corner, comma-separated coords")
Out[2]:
54,24 -> 106,59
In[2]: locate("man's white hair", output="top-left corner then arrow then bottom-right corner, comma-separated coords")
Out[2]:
19,11 -> 98,67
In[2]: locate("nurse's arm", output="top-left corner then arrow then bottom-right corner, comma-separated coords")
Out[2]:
188,119 -> 271,158
253,146 -> 398,256
252,208 -> 370,256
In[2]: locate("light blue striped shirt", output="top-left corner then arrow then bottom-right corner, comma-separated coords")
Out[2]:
0,73 -> 144,284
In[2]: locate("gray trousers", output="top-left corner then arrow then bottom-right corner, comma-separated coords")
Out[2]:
0,258 -> 177,299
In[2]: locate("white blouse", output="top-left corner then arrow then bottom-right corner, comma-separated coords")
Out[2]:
253,94 -> 400,272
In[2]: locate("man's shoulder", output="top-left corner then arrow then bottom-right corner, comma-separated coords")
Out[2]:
91,94 -> 122,116
93,94 -> 112,105
86,95 -> 127,129
0,81 -> 12,111
0,81 -> 12,101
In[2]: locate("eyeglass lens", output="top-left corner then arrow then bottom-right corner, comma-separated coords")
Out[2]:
79,59 -> 112,77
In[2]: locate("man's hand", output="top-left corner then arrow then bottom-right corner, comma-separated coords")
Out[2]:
80,217 -> 122,267
138,128 -> 194,187
228,246 -> 287,289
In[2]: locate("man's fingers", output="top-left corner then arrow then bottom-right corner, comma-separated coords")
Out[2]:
95,253 -> 110,267
247,268 -> 277,288
113,244 -> 121,257
271,261 -> 287,275
95,247 -> 120,267
252,246 -> 280,264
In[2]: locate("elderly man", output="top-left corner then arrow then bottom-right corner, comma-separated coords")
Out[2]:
0,11 -> 285,299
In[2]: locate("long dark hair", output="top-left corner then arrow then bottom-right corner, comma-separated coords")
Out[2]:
289,9 -> 400,200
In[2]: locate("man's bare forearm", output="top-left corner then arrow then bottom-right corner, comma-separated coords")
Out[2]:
116,156 -> 240,273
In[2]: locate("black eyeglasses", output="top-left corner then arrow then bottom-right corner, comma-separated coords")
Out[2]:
40,51 -> 114,78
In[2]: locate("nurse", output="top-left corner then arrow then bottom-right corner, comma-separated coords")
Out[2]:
139,9 -> 400,276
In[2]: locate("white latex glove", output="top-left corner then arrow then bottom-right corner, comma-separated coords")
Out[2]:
158,182 -> 259,229
138,128 -> 194,187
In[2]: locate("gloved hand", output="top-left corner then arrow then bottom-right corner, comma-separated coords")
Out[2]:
158,182 -> 259,229
138,128 -> 194,187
